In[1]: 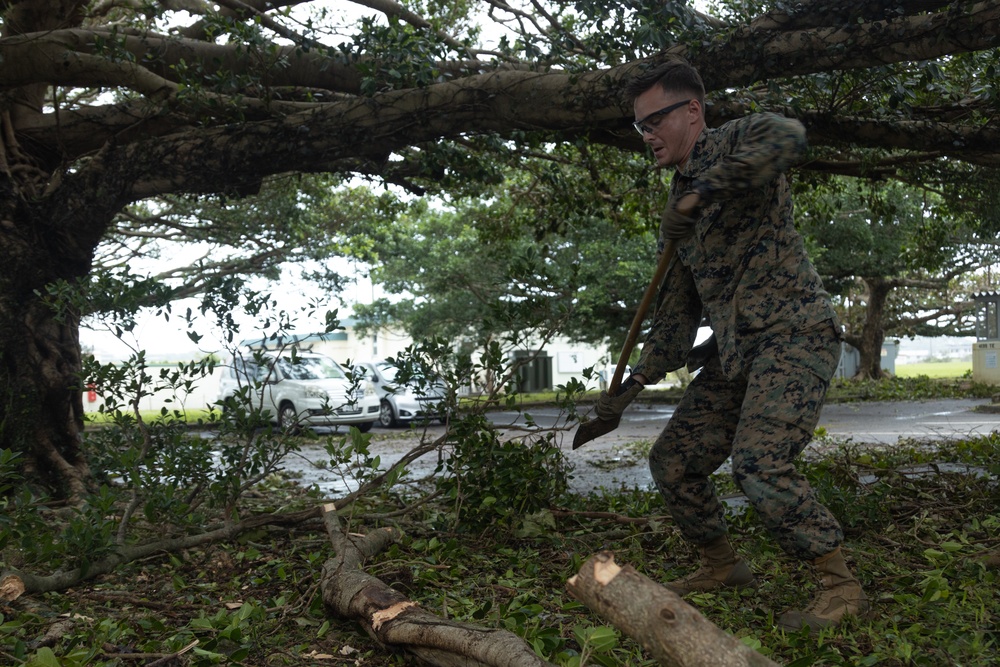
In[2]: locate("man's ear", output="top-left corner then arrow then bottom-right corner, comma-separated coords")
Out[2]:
687,98 -> 703,121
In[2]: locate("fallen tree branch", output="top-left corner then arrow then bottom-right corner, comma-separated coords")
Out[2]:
144,639 -> 199,667
333,435 -> 444,508
567,552 -> 780,667
550,509 -> 666,525
1,434 -> 450,601
0,506 -> 321,598
30,617 -> 76,648
80,590 -> 181,611
319,503 -> 556,667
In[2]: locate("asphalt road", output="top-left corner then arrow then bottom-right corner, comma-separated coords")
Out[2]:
288,398 -> 1000,495
813,398 -> 1000,443
489,397 -> 1000,445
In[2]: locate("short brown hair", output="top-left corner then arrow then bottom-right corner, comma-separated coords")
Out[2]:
625,59 -> 705,107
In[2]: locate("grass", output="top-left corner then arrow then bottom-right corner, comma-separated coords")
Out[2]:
82,371 -> 995,425
83,408 -> 218,424
894,361 -> 973,379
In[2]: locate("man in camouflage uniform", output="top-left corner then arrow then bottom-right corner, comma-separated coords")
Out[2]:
596,59 -> 868,632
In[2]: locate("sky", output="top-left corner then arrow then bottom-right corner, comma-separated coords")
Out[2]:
79,260 -> 384,362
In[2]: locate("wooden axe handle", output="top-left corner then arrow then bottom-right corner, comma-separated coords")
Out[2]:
608,192 -> 698,393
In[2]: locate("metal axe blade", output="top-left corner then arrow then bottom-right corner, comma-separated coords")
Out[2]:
572,415 -> 621,449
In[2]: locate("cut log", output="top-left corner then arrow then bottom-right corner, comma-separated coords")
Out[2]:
567,551 -> 780,667
318,504 -> 556,667
0,574 -> 25,602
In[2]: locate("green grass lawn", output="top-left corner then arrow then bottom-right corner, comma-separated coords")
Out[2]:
894,360 -> 972,378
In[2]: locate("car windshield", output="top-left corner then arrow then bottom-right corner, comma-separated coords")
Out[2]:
374,362 -> 439,390
376,362 -> 399,383
276,356 -> 347,380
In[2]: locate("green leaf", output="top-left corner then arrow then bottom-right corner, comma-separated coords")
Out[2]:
586,626 -> 618,652
922,548 -> 947,562
26,647 -> 62,667
193,647 -> 227,660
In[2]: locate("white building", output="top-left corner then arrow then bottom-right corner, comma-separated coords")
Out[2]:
241,318 -> 611,394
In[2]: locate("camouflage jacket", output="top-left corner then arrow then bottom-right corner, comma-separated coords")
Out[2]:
633,112 -> 840,382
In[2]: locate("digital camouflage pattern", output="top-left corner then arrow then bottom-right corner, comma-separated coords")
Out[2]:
649,323 -> 843,559
631,112 -> 846,560
632,112 -> 840,383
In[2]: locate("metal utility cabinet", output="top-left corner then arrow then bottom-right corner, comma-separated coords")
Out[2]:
973,291 -> 1000,385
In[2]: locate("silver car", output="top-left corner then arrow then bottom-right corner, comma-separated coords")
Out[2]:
218,352 -> 379,433
353,360 -> 448,428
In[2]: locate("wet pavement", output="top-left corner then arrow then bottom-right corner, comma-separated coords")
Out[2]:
279,398 -> 1000,496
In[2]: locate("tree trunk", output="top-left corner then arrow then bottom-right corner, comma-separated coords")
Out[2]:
0,197 -> 94,500
1,291 -> 91,500
567,552 -> 780,667
853,276 -> 892,380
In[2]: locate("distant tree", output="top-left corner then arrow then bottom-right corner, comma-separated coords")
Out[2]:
353,143 -> 660,361
799,177 -> 1000,378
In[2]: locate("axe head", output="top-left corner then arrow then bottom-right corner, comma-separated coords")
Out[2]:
572,415 -> 621,450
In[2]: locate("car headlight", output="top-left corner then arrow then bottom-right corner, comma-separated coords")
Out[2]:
305,386 -> 328,399
364,381 -> 376,397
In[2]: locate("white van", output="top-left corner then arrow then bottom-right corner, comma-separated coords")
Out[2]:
218,351 -> 379,433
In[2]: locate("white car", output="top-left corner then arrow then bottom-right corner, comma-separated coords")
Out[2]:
218,352 -> 379,433
352,360 -> 448,428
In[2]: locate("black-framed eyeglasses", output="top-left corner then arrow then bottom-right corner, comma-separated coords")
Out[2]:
633,99 -> 692,135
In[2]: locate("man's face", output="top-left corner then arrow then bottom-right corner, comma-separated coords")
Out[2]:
633,87 -> 700,168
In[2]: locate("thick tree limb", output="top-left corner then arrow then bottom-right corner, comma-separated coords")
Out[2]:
319,504 -> 556,667
718,1 -> 1000,88
6,2 -> 1000,170
802,115 -> 1000,166
567,552 -> 780,667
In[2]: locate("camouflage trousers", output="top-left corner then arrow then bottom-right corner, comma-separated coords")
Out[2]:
649,322 -> 843,560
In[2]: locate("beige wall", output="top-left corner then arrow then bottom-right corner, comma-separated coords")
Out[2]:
973,341 -> 1000,385
292,325 -> 413,365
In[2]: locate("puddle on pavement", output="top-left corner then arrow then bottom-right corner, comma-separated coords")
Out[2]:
213,424 -> 997,505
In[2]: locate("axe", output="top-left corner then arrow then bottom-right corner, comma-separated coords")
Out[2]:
572,193 -> 701,449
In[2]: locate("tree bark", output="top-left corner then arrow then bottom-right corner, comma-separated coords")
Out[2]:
0,227 -> 92,500
854,277 -> 892,380
318,504 -> 556,667
567,552 -> 780,667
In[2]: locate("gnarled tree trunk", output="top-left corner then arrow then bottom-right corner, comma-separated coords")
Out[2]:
844,276 -> 892,380
0,281 -> 92,502
0,198 -> 95,501
1,63 -> 115,499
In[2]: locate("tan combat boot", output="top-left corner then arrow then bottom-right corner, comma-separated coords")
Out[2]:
778,547 -> 869,632
664,534 -> 757,596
